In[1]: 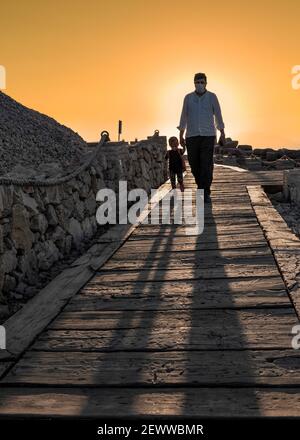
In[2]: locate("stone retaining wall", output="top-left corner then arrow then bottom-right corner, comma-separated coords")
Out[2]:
0,135 -> 167,303
283,169 -> 300,204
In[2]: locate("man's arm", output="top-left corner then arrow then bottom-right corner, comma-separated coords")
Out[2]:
177,95 -> 188,148
212,93 -> 225,143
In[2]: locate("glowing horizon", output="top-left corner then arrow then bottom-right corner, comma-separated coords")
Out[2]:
1,0 -> 300,147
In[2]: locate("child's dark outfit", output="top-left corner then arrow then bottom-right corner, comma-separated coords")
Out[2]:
165,148 -> 185,191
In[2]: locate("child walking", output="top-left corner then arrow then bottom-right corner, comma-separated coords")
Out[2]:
165,136 -> 185,192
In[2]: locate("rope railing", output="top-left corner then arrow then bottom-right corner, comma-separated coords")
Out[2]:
0,130 -> 110,187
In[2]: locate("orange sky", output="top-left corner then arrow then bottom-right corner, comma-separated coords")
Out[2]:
1,0 -> 300,147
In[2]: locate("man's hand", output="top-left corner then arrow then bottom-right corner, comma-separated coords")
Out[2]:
179,129 -> 186,148
219,130 -> 226,146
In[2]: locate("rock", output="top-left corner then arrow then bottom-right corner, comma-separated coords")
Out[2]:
67,218 -> 83,248
0,186 -> 14,218
84,195 -> 97,216
11,203 -> 34,252
73,196 -> 85,221
2,249 -> 18,273
81,217 -> 94,239
46,204 -> 58,226
10,292 -> 24,300
65,235 -> 73,254
61,196 -> 75,217
51,225 -> 66,251
266,151 -> 279,161
2,274 -> 17,293
238,145 -> 252,151
44,186 -> 62,205
23,286 -> 38,298
19,250 -> 38,284
270,192 -> 285,202
0,304 -> 10,319
30,213 -> 48,234
15,281 -> 28,295
35,240 -> 60,270
21,193 -> 39,216
55,204 -> 69,230
0,224 -> 3,253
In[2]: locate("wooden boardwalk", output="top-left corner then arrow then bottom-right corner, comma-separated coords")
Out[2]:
1,166 -> 300,417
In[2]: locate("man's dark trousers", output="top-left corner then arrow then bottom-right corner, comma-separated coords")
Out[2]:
186,135 -> 216,195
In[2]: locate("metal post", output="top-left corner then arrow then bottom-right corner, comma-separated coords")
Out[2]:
118,120 -> 122,142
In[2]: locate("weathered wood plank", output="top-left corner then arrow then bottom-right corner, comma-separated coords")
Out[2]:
113,248 -> 271,263
82,275 -> 286,295
121,238 -> 267,252
32,308 -> 296,351
4,349 -> 300,386
132,227 -> 262,239
0,387 -> 298,417
103,248 -> 273,271
128,231 -> 265,242
94,265 -> 279,282
74,277 -> 288,313
131,217 -> 260,230
48,308 -> 296,331
111,247 -> 271,260
132,222 -> 260,232
66,293 -> 290,311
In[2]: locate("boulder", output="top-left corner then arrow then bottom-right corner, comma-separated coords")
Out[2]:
11,204 -> 34,252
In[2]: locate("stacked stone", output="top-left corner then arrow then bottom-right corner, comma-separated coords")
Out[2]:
0,91 -> 87,178
0,138 -> 167,305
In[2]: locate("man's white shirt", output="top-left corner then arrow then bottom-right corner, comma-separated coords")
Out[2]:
177,90 -> 225,137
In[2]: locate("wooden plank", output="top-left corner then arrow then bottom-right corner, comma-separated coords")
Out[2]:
139,212 -> 257,221
103,248 -> 273,271
4,348 -> 300,386
121,238 -> 267,252
0,386 -> 298,417
66,292 -> 290,311
128,232 -> 265,243
134,224 -> 261,234
101,257 -> 275,272
48,308 -> 295,331
73,276 -> 288,312
82,275 -> 286,296
129,231 -> 264,240
109,245 -> 272,269
134,213 -> 257,225
32,308 -> 296,351
93,265 -> 279,283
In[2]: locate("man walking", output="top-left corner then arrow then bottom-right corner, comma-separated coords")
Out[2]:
177,72 -> 225,203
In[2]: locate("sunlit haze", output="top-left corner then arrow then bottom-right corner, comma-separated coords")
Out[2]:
1,0 -> 300,147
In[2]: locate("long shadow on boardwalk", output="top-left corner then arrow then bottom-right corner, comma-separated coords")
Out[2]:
0,168 -> 297,416
78,188 -> 261,416
0,173 -> 265,416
